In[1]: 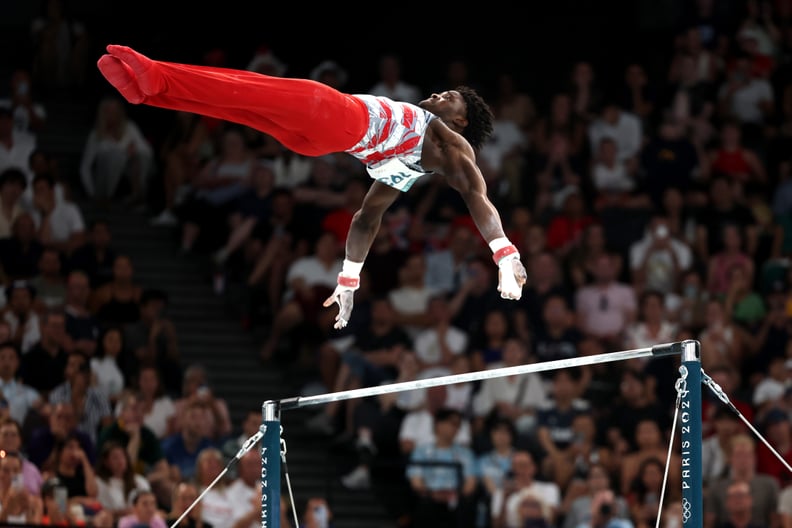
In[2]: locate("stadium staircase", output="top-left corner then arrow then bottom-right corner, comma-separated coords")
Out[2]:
38,96 -> 398,528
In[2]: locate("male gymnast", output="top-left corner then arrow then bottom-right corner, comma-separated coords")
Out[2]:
97,45 -> 527,328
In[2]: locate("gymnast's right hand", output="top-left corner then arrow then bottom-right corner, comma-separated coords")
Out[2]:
323,275 -> 359,329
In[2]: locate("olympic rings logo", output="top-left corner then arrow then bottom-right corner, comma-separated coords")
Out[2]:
682,498 -> 692,523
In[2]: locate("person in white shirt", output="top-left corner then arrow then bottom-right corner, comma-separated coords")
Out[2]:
227,450 -> 261,528
587,99 -> 642,163
369,54 -> 421,105
30,173 -> 85,255
0,107 -> 36,186
412,295 -> 468,376
491,450 -> 561,528
79,96 -> 154,202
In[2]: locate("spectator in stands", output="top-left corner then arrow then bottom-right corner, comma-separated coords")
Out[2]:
176,126 -> 256,254
48,352 -> 113,445
628,214 -> 694,298
532,293 -> 583,367
211,160 -> 276,271
399,385 -> 473,457
717,53 -> 775,132
706,120 -> 767,194
575,252 -> 638,348
620,419 -> 681,498
587,96 -> 643,164
412,294 -> 468,378
171,364 -> 232,442
623,290 -> 680,360
406,407 -> 478,527
0,451 -> 43,524
123,288 -> 181,396
221,409 -> 259,463
424,224 -> 477,296
703,406 -> 743,487
0,213 -> 43,281
97,392 -> 174,507
134,364 -> 176,440
717,479 -> 765,528
706,224 -> 755,298
640,118 -> 705,208
30,173 -> 85,256
149,110 -> 214,227
95,440 -> 151,521
307,296 -> 410,437
0,69 -> 47,135
449,256 -> 513,343
0,168 -> 26,239
68,220 -> 117,288
756,408 -> 792,488
535,368 -> 592,489
545,186 -> 597,258
605,369 -> 672,456
724,261 -> 766,331
626,456 -> 676,528
564,222 -> 611,290
0,107 -> 36,185
0,418 -> 43,494
162,400 -> 216,482
20,308 -> 69,396
3,280 -> 40,354
477,418 -> 518,499
369,54 -> 421,104
472,337 -> 547,443
568,61 -> 605,123
490,450 -> 561,528
30,247 -> 66,311
533,92 -> 587,158
563,463 -> 629,528
80,96 -> 154,204
693,176 -> 758,263
590,136 -> 644,212
259,231 -> 343,362
0,341 -> 43,426
194,447 -> 234,528
698,299 -> 750,370
468,307 -> 512,372
165,481 -> 211,528
27,401 -> 95,469
227,449 -> 260,528
705,433 -> 780,528
90,326 -> 125,405
41,431 -> 99,504
63,270 -> 99,358
118,489 -> 167,528
91,254 -> 142,328
516,252 -> 572,339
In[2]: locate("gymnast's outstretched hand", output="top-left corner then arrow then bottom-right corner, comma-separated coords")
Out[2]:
323,283 -> 356,330
498,258 -> 527,300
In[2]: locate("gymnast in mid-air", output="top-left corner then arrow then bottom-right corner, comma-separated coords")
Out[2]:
97,44 -> 527,329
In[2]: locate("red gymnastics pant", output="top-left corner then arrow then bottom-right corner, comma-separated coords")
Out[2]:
98,45 -> 369,157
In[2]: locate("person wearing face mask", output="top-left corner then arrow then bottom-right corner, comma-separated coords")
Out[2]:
0,70 -> 47,134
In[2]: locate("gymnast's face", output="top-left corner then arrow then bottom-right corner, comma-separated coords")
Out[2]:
419,90 -> 467,124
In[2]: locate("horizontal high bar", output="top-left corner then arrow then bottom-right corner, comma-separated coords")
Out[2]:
277,341 -> 688,411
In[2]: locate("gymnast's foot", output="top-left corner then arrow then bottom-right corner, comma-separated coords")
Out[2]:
106,45 -> 164,99
96,55 -> 146,104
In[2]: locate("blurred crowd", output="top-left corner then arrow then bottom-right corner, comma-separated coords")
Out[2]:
6,0 -> 792,527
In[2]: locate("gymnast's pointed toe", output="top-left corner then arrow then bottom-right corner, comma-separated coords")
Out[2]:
97,55 -> 146,104
106,44 -> 163,96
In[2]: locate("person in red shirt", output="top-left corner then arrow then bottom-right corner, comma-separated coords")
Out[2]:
756,407 -> 792,488
544,186 -> 596,257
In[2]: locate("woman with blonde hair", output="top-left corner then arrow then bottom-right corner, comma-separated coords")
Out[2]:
193,448 -> 233,528
79,95 -> 154,204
